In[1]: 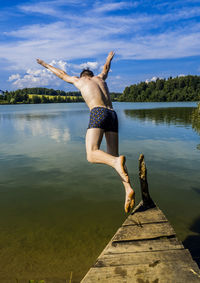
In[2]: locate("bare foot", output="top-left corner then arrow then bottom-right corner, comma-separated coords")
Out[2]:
115,155 -> 129,183
123,184 -> 135,213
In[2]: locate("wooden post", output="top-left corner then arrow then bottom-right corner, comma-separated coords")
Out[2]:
139,154 -> 155,208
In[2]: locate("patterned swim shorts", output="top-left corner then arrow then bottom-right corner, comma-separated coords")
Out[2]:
88,107 -> 118,132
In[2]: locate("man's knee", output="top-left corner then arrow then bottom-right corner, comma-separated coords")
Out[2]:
86,144 -> 99,163
87,150 -> 94,163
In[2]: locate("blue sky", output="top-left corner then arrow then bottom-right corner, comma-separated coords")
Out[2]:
1,0 -> 200,92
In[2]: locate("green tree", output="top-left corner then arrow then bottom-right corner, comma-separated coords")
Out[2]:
32,95 -> 41,103
120,75 -> 200,102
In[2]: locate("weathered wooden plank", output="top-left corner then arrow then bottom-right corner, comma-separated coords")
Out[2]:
113,222 -> 175,242
103,237 -> 184,255
81,261 -> 200,283
95,249 -> 194,267
123,206 -> 168,226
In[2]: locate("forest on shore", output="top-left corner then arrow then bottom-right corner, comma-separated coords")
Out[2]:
0,88 -> 83,104
0,87 -> 121,104
119,75 -> 200,102
0,75 -> 200,104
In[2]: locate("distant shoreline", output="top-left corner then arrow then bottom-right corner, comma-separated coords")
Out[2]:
1,100 -> 200,105
1,75 -> 200,104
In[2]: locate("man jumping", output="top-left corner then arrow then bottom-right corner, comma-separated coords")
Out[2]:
37,51 -> 135,213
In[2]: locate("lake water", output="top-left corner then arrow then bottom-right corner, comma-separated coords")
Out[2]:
0,102 -> 200,282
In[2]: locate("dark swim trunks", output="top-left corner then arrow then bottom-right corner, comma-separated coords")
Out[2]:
88,107 -> 118,132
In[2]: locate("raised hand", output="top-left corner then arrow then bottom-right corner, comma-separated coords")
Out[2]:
107,51 -> 115,60
36,58 -> 46,67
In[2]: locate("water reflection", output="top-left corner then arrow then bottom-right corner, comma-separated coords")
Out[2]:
0,112 -> 60,121
0,109 -> 90,145
14,118 -> 70,143
191,103 -> 200,135
192,187 -> 200,195
183,215 -> 200,268
0,102 -> 200,281
124,107 -> 195,127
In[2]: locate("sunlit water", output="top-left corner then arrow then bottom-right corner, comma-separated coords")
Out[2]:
0,102 -> 199,282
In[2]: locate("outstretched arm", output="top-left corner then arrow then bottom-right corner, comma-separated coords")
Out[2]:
36,59 -> 78,84
98,51 -> 115,80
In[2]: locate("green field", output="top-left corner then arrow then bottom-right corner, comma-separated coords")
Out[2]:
28,94 -> 79,100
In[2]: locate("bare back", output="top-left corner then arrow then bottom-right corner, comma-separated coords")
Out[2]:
37,52 -> 115,110
74,76 -> 113,110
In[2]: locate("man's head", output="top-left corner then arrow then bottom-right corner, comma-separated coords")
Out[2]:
80,68 -> 94,78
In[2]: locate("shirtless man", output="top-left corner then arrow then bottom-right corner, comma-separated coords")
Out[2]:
37,51 -> 135,213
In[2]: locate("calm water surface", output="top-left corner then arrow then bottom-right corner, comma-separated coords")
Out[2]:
0,102 -> 200,282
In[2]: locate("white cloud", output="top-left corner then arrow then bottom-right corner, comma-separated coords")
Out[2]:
8,74 -> 21,81
2,11 -> 200,73
19,4 -> 58,17
8,66 -> 60,89
18,0 -> 84,17
145,76 -> 159,83
93,2 -> 136,13
11,71 -> 56,88
80,61 -> 99,70
2,0 -> 200,90
151,76 -> 158,82
7,59 -> 101,88
145,74 -> 188,83
18,0 -> 137,17
49,59 -> 68,72
2,21 -> 200,74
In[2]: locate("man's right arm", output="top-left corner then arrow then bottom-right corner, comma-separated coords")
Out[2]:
98,51 -> 115,80
37,59 -> 79,84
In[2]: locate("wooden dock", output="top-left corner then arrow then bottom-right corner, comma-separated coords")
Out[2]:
81,155 -> 200,283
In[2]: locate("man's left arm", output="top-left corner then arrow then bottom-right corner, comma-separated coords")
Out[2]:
98,51 -> 115,80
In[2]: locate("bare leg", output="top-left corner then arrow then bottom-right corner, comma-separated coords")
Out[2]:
86,128 -> 129,182
105,131 -> 135,213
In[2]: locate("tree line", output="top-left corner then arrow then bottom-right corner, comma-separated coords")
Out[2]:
0,88 -> 83,104
0,87 -> 121,104
6,87 -> 81,96
118,75 -> 200,102
1,75 -> 200,104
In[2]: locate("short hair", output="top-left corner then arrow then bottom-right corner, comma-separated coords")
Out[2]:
80,68 -> 94,78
